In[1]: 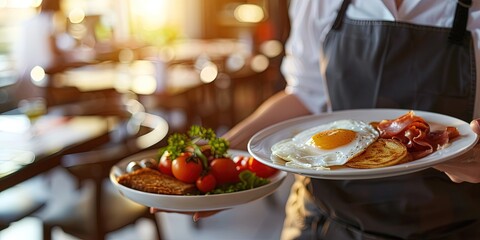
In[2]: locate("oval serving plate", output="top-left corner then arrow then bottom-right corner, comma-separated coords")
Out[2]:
110,149 -> 287,212
248,109 -> 478,180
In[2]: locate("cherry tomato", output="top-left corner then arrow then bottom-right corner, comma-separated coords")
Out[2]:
233,155 -> 249,172
210,158 -> 239,185
248,157 -> 278,178
196,173 -> 217,193
158,152 -> 173,176
172,152 -> 203,183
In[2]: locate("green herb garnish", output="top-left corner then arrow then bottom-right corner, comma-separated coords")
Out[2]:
209,138 -> 230,158
188,125 -> 216,141
208,170 -> 270,194
161,133 -> 190,160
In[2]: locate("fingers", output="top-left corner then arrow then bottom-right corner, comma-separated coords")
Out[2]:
434,154 -> 480,184
193,211 -> 220,222
443,172 -> 465,183
470,119 -> 480,135
150,208 -> 160,214
150,208 -> 221,222
433,165 -> 464,183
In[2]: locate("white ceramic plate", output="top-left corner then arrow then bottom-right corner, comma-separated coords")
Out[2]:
110,149 -> 287,212
248,109 -> 478,180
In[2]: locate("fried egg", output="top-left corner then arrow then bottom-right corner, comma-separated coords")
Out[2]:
271,119 -> 379,169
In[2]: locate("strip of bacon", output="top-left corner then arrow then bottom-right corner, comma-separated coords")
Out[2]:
376,111 -> 459,160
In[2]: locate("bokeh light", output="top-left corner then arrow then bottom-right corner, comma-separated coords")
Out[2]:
250,54 -> 269,72
200,62 -> 218,83
260,40 -> 283,58
234,4 -> 264,23
129,60 -> 157,94
30,66 -> 46,85
226,53 -> 246,72
131,75 -> 157,95
68,8 -> 85,24
119,48 -> 135,63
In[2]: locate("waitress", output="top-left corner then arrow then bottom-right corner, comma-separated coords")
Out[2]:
221,0 -> 480,239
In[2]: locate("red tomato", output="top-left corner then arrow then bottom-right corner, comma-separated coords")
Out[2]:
248,157 -> 278,178
196,173 -> 217,193
172,152 -> 203,183
210,158 -> 239,185
158,152 -> 173,176
233,155 -> 249,172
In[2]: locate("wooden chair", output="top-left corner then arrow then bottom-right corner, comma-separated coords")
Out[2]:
34,110 -> 168,240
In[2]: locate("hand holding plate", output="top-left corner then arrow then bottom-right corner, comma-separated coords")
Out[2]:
434,119 -> 480,183
149,208 -> 221,222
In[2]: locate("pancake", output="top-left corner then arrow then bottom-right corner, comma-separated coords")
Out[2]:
345,139 -> 412,169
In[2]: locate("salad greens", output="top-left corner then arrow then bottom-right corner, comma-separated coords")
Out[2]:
209,170 -> 270,194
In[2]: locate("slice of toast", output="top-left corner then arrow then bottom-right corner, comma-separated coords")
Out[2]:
117,168 -> 198,195
345,139 -> 412,169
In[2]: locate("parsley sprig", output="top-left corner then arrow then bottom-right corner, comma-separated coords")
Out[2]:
188,125 -> 216,141
163,133 -> 190,160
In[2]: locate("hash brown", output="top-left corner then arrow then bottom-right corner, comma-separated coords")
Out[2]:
117,168 -> 198,195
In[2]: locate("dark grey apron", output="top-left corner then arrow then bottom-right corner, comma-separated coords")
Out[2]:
284,1 -> 480,239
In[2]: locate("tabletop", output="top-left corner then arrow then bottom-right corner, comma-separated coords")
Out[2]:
0,112 -> 114,192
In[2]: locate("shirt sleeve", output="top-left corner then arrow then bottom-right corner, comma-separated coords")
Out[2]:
280,0 -> 341,114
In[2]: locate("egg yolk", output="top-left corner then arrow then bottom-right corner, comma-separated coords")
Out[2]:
311,129 -> 357,150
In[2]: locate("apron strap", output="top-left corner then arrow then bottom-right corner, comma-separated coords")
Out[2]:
449,0 -> 472,44
331,0 -> 351,30
332,0 -> 472,45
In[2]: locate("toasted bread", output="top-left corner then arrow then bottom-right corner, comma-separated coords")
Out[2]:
345,139 -> 411,169
117,168 -> 198,195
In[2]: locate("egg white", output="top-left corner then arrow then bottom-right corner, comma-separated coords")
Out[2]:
271,119 -> 379,169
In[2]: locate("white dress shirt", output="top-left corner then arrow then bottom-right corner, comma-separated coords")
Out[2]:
282,0 -> 480,118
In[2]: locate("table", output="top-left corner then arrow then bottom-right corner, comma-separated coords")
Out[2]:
0,94 -> 170,192
0,112 -> 114,192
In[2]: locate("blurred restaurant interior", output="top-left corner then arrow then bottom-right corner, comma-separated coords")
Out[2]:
0,0 -> 291,239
